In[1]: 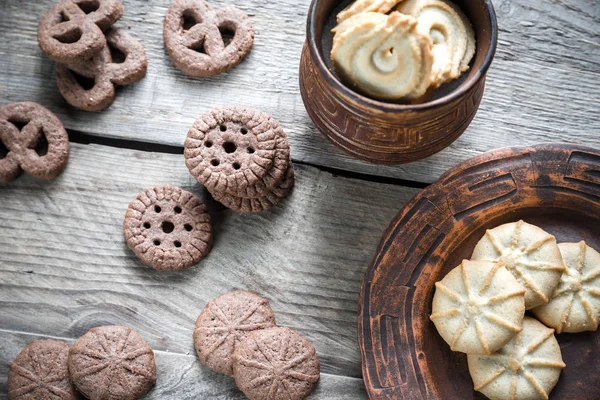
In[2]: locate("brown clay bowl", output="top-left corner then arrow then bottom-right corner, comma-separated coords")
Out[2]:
299,0 -> 498,164
358,143 -> 600,398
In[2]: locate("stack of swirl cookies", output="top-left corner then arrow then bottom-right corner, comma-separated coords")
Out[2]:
430,220 -> 600,400
37,0 -> 147,111
184,106 -> 294,213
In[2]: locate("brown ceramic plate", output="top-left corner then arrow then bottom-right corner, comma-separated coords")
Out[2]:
358,143 -> 600,399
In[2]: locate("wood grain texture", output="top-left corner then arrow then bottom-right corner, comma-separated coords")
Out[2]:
0,0 -> 598,182
0,329 -> 366,399
0,142 -> 418,397
359,144 -> 600,399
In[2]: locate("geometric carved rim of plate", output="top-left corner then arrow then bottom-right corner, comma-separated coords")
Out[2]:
358,143 -> 600,399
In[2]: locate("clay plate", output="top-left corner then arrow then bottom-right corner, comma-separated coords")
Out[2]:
358,143 -> 600,399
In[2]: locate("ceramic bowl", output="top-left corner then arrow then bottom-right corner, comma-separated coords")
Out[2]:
299,0 -> 498,164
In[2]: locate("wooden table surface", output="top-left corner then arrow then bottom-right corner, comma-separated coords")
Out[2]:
0,0 -> 598,398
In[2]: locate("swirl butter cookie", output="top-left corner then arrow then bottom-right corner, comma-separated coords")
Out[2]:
194,290 -> 276,376
0,102 -> 69,184
532,241 -> 600,333
468,317 -> 565,400
397,0 -> 476,87
233,327 -> 320,400
38,0 -> 124,64
331,12 -> 433,101
164,0 -> 254,76
472,221 -> 566,309
69,326 -> 156,400
431,260 -> 525,355
56,28 -> 147,112
336,0 -> 403,23
8,340 -> 78,400
124,185 -> 212,271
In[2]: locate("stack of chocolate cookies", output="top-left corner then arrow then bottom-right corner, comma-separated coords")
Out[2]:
184,106 -> 294,213
37,0 -> 147,111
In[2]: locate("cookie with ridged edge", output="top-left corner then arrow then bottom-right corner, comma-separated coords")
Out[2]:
212,158 -> 294,213
184,106 -> 280,195
194,290 -> 276,376
532,241 -> 600,333
468,317 -> 565,400
0,102 -> 69,183
472,220 -> 566,309
124,185 -> 212,270
8,340 -> 78,400
431,259 -> 526,355
233,327 -> 320,400
68,325 -> 156,400
224,123 -> 291,199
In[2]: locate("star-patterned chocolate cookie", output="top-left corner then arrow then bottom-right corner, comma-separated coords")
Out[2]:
233,327 -> 320,400
68,325 -> 156,400
8,340 -> 78,400
194,290 -> 276,375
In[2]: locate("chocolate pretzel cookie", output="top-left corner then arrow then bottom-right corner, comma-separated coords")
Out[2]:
0,102 -> 69,184
124,185 -> 212,270
8,340 -> 78,400
38,0 -> 124,64
164,0 -> 254,76
56,28 -> 147,111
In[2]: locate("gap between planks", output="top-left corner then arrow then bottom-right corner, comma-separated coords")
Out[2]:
68,129 -> 430,189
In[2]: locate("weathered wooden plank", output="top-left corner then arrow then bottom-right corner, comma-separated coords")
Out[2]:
0,142 -> 419,381
0,0 -> 598,183
0,329 -> 368,399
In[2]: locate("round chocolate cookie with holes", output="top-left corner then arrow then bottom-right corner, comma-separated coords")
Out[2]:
123,185 -> 212,270
68,325 -> 156,400
163,0 -> 254,76
8,339 -> 78,400
233,327 -> 320,400
194,290 -> 276,376
184,106 -> 294,213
